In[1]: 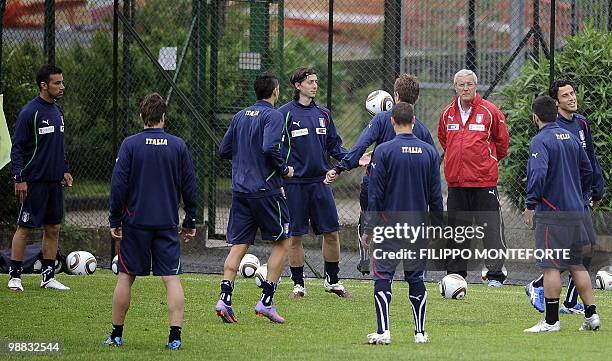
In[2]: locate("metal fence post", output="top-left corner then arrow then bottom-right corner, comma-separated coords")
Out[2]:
44,0 -> 55,65
327,0 -> 333,110
549,0 -> 555,87
466,0 -> 477,71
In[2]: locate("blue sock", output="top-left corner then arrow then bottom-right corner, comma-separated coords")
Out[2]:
219,280 -> 234,306
408,280 -> 427,335
532,274 -> 544,288
260,280 -> 277,306
563,275 -> 579,308
324,261 -> 340,285
41,259 -> 55,283
374,279 -> 392,334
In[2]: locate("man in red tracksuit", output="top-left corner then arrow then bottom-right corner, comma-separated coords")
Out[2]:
437,69 -> 510,287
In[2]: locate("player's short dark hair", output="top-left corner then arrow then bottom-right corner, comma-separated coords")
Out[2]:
36,64 -> 63,90
532,96 -> 557,123
254,71 -> 279,100
140,93 -> 167,127
549,79 -> 575,100
394,74 -> 419,104
290,67 -> 317,100
391,102 -> 415,126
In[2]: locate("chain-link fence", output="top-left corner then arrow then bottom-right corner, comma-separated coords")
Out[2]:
1,0 -> 610,282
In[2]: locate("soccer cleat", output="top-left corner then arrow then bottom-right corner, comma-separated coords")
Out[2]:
254,301 -> 285,324
523,319 -> 560,333
324,279 -> 352,298
579,314 -> 600,331
525,281 -> 544,313
289,284 -> 306,298
215,300 -> 238,323
367,331 -> 391,345
414,332 -> 429,344
8,277 -> 24,292
166,340 -> 182,350
487,280 -> 503,288
103,336 -> 123,347
560,303 -> 585,315
357,259 -> 370,275
40,278 -> 70,290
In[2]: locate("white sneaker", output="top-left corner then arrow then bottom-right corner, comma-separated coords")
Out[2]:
40,278 -> 70,290
323,279 -> 352,298
524,319 -> 560,333
289,284 -> 306,298
414,332 -> 429,344
367,330 -> 391,345
8,278 -> 24,292
579,314 -> 600,331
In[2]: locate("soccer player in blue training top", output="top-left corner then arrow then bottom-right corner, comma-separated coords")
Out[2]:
324,74 -> 437,275
522,96 -> 600,333
278,67 -> 351,298
525,80 -> 605,314
363,102 -> 443,344
106,93 -> 198,349
216,71 -> 294,324
8,64 -> 72,292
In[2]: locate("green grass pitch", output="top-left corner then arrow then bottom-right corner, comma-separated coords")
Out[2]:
1,271 -> 610,361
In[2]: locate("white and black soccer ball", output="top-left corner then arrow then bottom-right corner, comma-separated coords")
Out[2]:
439,274 -> 468,299
111,255 -> 119,275
365,90 -> 394,116
255,264 -> 268,288
481,265 -> 508,283
239,254 -> 260,278
66,251 -> 97,275
595,270 -> 612,290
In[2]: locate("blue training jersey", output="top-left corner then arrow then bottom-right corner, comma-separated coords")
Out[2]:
525,123 -> 592,212
335,109 -> 437,174
109,128 -> 198,229
367,134 -> 443,212
11,96 -> 69,183
556,113 -> 605,201
219,100 -> 289,196
278,100 -> 347,184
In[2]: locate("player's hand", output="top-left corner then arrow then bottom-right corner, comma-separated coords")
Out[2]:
359,151 -> 373,167
284,166 -> 294,178
180,228 -> 196,242
324,169 -> 338,184
590,198 -> 600,208
522,209 -> 535,229
14,182 -> 27,203
63,173 -> 73,187
110,227 -> 123,239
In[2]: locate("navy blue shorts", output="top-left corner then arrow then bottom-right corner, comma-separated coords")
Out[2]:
285,182 -> 340,236
117,226 -> 182,276
227,193 -> 290,244
371,236 -> 428,281
17,182 -> 63,228
535,218 -> 586,270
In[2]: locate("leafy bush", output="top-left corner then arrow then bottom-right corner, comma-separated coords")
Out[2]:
498,26 -> 611,230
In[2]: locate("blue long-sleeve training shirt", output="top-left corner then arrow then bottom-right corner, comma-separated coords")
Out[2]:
219,100 -> 289,196
278,100 -> 347,184
11,96 -> 69,183
367,134 -> 443,213
109,128 -> 198,229
335,110 -> 437,174
525,123 -> 592,212
556,113 -> 605,201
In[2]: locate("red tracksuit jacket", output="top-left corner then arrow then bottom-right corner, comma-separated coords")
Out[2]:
437,94 -> 509,188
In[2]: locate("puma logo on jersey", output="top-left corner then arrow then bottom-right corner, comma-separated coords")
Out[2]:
145,138 -> 168,145
42,120 -> 49,125
531,152 -> 538,158
292,121 -> 301,127
245,110 -> 260,116
447,115 -> 455,122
